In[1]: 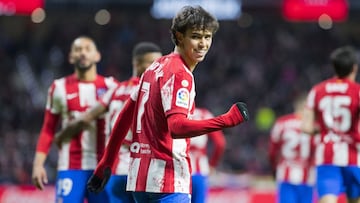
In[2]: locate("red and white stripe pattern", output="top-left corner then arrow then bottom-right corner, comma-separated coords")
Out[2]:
306,78 -> 360,166
38,74 -> 117,170
269,114 -> 316,185
100,77 -> 140,175
189,108 -> 226,175
126,53 -> 195,193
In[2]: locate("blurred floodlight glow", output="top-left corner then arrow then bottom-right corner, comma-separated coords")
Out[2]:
151,0 -> 242,20
318,14 -> 333,30
95,9 -> 111,25
31,8 -> 45,23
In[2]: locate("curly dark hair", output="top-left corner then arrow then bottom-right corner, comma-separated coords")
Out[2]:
170,5 -> 219,46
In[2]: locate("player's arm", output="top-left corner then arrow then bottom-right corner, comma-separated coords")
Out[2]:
268,120 -> 281,178
268,138 -> 280,178
301,107 -> 318,135
207,130 -> 226,174
87,98 -> 136,193
32,110 -> 60,190
32,152 -> 48,190
301,89 -> 319,135
168,102 -> 249,139
55,103 -> 107,147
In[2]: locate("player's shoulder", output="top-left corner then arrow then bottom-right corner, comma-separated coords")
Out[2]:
50,74 -> 73,87
276,113 -> 296,123
161,53 -> 190,74
96,75 -> 120,88
96,74 -> 119,82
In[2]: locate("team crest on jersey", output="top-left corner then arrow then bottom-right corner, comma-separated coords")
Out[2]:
181,80 -> 189,87
97,88 -> 107,97
176,88 -> 189,108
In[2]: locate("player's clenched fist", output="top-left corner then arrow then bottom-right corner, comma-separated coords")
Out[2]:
87,166 -> 111,193
221,102 -> 249,127
235,102 -> 249,121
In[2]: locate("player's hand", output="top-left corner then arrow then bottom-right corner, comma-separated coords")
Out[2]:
32,165 -> 48,190
235,102 -> 249,121
222,102 -> 249,126
87,166 -> 111,193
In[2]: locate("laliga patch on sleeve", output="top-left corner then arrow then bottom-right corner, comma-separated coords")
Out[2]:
176,88 -> 190,108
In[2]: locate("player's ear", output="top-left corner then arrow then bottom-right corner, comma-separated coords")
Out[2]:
132,58 -> 138,69
94,51 -> 101,63
175,31 -> 184,45
68,52 -> 75,64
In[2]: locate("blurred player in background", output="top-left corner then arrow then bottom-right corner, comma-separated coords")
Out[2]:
302,46 -> 360,203
189,107 -> 226,203
87,5 -> 249,203
269,93 -> 317,203
55,41 -> 162,203
31,36 -> 118,203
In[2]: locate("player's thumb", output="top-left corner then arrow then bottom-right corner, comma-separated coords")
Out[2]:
43,174 -> 48,184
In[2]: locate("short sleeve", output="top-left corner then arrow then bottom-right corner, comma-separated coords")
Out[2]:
270,120 -> 282,143
161,70 -> 194,116
46,79 -> 65,115
306,88 -> 316,110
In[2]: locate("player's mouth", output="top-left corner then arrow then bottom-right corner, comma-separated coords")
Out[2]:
194,50 -> 207,57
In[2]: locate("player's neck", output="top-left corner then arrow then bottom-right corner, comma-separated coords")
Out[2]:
75,66 -> 97,81
174,47 -> 197,72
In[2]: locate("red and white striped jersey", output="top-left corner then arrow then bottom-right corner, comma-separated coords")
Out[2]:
189,108 -> 226,175
306,77 -> 360,166
269,114 -> 317,185
36,74 -> 118,171
126,53 -> 195,193
100,76 -> 140,175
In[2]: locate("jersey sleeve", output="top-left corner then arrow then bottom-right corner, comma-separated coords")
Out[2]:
36,82 -> 62,153
207,130 -> 226,167
268,119 -> 282,170
105,76 -> 119,89
99,86 -> 117,109
201,109 -> 226,167
161,69 -> 194,117
130,78 -> 141,102
306,88 -> 316,110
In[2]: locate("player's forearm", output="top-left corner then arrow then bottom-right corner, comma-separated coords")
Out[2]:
208,131 -> 226,166
36,111 -> 60,153
168,114 -> 233,139
169,102 -> 247,138
55,105 -> 106,144
84,104 -> 107,123
94,99 -> 135,176
55,122 -> 83,144
301,122 -> 317,135
33,152 -> 47,167
301,108 -> 317,134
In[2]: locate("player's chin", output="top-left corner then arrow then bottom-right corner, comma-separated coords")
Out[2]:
195,56 -> 206,62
